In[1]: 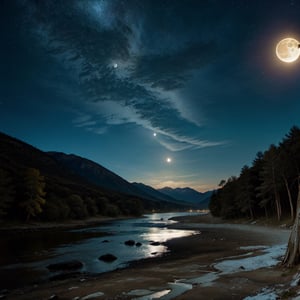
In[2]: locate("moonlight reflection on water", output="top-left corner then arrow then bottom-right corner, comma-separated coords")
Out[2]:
0,212 -> 200,289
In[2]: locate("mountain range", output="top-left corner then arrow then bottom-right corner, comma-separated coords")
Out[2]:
48,152 -> 211,208
0,131 -> 211,222
158,187 -> 213,209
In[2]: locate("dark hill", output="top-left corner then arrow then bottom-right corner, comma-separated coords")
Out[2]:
0,132 -> 72,179
48,152 -> 142,196
0,132 -> 187,223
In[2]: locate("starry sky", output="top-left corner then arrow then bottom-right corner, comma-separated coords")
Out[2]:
1,0 -> 300,192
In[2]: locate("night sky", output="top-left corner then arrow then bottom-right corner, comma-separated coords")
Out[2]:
1,0 -> 300,192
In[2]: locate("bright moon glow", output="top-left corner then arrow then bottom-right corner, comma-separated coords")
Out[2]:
153,132 -> 157,137
113,63 -> 118,68
166,157 -> 172,163
276,37 -> 300,63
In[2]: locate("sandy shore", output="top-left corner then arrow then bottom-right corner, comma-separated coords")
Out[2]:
5,214 -> 299,300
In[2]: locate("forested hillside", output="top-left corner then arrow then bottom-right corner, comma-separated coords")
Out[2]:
209,126 -> 300,221
0,132 -> 180,224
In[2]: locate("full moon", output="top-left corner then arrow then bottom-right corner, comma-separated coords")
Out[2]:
166,157 -> 172,163
276,38 -> 300,63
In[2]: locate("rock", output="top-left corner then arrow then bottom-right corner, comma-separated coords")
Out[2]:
98,253 -> 117,262
48,295 -> 58,300
0,290 -> 8,298
47,260 -> 83,271
101,240 -> 110,243
150,241 -> 160,246
136,242 -> 142,247
124,240 -> 135,246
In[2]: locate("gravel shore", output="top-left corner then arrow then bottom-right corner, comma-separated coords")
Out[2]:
5,213 -> 296,300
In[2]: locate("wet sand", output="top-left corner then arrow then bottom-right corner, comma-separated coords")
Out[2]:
5,214 -> 296,300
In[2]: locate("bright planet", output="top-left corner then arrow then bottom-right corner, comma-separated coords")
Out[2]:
276,37 -> 300,63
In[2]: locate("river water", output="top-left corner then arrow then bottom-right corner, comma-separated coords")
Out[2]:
0,212 -> 200,290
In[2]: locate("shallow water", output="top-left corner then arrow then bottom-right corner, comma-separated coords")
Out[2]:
0,212 -> 199,289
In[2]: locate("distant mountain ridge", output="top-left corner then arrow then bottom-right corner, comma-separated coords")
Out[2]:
131,182 -> 192,207
48,152 -> 188,207
158,187 -> 213,209
48,152 -> 211,208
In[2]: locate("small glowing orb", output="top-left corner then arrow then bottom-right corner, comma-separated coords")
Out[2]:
166,157 -> 172,163
276,37 -> 300,63
153,132 -> 157,137
113,63 -> 118,68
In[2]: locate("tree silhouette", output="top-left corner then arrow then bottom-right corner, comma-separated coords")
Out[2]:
256,145 -> 282,221
0,169 -> 15,218
20,168 -> 46,222
236,165 -> 255,219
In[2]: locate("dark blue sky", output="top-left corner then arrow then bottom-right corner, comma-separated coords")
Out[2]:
1,0 -> 300,191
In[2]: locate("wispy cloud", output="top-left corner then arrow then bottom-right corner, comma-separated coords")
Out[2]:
21,0 -> 225,152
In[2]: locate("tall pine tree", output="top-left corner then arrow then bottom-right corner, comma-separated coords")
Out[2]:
0,169 -> 15,219
20,168 -> 46,222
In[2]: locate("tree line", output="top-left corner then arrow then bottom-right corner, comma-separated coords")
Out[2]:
0,167 -> 144,223
209,126 -> 300,222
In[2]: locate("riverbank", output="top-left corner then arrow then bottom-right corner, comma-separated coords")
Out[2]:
0,216 -> 131,233
4,213 -> 299,300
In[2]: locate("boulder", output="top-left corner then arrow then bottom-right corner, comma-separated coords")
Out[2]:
47,260 -> 83,271
124,240 -> 135,246
136,242 -> 142,247
150,241 -> 160,246
98,254 -> 117,262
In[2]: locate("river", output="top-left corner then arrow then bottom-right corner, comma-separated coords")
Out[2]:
0,212 -> 200,290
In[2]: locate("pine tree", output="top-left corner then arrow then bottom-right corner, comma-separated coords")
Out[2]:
236,165 -> 255,219
278,144 -> 295,221
256,145 -> 282,221
20,168 -> 46,222
0,169 -> 15,218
